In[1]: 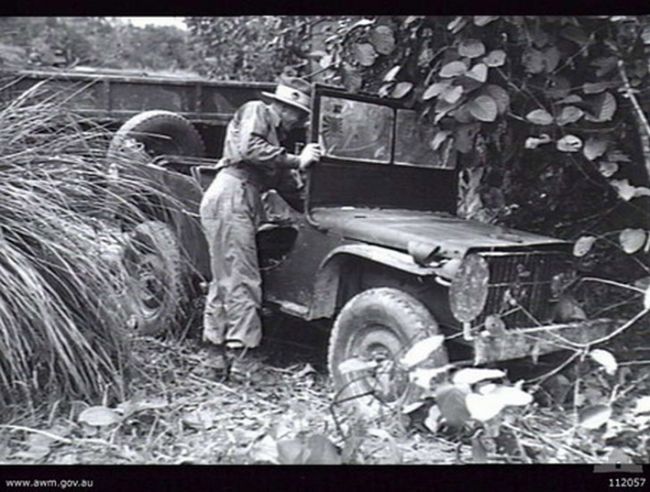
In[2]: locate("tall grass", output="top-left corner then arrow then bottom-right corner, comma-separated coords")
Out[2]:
0,79 -> 165,414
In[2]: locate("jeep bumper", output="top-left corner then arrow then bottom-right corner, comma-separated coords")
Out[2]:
473,318 -> 618,365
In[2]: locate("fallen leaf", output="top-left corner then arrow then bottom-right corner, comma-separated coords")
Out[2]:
452,368 -> 506,386
633,396 -> 650,414
383,65 -> 401,82
578,404 -> 612,429
431,130 -> 451,151
525,134 -> 552,149
483,84 -> 510,114
249,434 -> 280,464
474,16 -> 498,27
442,85 -> 464,104
294,363 -> 317,379
78,406 -> 122,427
471,435 -> 489,463
435,384 -> 471,428
304,435 -> 342,465
400,335 -> 445,368
424,404 -> 442,433
489,385 -> 533,406
277,438 -> 309,464
645,286 -> 650,310
369,25 -> 396,55
466,392 -> 504,421
353,43 -> 377,67
402,400 -> 427,414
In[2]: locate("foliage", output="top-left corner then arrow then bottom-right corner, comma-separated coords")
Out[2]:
0,17 -> 199,72
185,16 -> 325,81
0,79 -> 177,413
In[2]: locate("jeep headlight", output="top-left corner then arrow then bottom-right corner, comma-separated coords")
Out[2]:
449,254 -> 490,323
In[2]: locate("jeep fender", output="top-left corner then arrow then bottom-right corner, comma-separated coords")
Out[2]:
309,244 -> 439,320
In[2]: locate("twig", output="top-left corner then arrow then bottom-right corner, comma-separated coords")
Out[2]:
618,59 -> 650,180
0,424 -> 72,444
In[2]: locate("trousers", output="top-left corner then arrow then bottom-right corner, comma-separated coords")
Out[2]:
200,169 -> 264,348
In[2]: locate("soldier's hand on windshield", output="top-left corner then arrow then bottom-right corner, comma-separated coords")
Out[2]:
298,143 -> 322,170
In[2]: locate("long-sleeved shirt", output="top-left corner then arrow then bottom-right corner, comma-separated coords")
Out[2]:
219,100 -> 301,189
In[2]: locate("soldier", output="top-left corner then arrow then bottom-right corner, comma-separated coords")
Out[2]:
200,76 -> 321,380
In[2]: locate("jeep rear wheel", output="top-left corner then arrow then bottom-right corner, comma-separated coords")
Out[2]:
328,288 -> 448,414
122,220 -> 190,336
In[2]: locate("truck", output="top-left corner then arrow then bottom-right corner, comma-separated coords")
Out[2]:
2,68 -> 617,409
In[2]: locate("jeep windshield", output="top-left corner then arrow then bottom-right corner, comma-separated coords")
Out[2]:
307,85 -> 457,214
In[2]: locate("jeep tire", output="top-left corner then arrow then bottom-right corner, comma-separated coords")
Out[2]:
328,287 -> 448,413
108,110 -> 205,161
122,220 -> 190,336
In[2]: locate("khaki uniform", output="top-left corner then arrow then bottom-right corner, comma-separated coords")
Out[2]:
200,101 -> 300,348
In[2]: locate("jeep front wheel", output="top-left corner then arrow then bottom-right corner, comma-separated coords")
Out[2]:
122,220 -> 190,336
328,288 -> 448,413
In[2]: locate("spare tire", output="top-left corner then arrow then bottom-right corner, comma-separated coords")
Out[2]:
108,110 -> 205,161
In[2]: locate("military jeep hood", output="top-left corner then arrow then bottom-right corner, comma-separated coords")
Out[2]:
311,207 -> 570,259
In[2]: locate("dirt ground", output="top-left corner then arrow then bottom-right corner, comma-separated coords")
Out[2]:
1,314 -> 649,465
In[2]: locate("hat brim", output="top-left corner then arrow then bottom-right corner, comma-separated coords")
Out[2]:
261,91 -> 311,114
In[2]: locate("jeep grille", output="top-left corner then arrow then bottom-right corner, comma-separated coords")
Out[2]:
471,250 -> 572,330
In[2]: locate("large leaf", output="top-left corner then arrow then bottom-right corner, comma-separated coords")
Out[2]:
466,63 -> 488,83
369,25 -> 395,55
583,81 -> 616,94
619,229 -> 647,254
338,357 -> 377,375
392,81 -> 413,99
435,384 -> 471,428
424,405 -> 442,433
525,134 -> 552,149
431,130 -> 452,151
423,81 -> 452,100
454,122 -> 481,153
578,404 -> 612,429
304,435 -> 342,465
573,236 -> 597,257
453,368 -> 506,386
400,335 -> 445,368
633,396 -> 650,414
447,16 -> 467,34
465,392 -> 504,421
277,438 -> 309,465
561,26 -> 589,45
522,48 -> 545,74
585,92 -> 617,122
78,406 -> 122,427
589,349 -> 618,375
353,43 -> 377,67
489,385 -> 533,406
483,50 -> 506,68
440,60 -> 468,78
459,39 -> 486,58
383,65 -> 401,82
474,16 -> 498,27
442,85 -> 464,104
598,161 -> 619,178
556,106 -> 584,126
583,138 -> 607,161
409,365 -> 453,389
557,135 -> 583,153
543,46 -> 561,72
545,75 -> 571,100
526,109 -> 554,125
610,179 -> 650,201
468,95 -> 497,122
483,85 -> 510,114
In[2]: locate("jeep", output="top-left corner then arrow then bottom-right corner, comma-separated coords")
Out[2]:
110,84 -> 616,407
